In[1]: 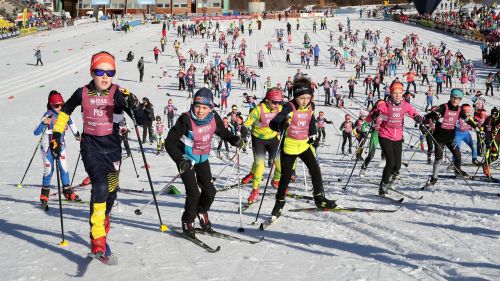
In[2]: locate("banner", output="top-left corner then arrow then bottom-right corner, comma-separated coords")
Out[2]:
137,0 -> 156,4
91,0 -> 110,5
190,15 -> 252,21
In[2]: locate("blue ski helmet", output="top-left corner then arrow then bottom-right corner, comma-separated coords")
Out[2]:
450,88 -> 464,100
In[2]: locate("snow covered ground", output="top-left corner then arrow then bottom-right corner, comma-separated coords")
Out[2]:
0,14 -> 499,281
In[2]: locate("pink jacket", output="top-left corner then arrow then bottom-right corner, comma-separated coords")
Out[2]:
367,100 -> 419,141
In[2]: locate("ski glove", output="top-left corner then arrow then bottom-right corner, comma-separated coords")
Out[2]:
371,110 -> 380,120
122,88 -> 139,109
234,136 -> 245,148
178,157 -> 193,173
414,115 -> 423,124
50,132 -> 62,159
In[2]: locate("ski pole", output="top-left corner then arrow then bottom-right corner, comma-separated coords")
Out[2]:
302,160 -> 309,197
129,103 -> 168,232
213,151 -> 237,183
18,127 -> 46,188
55,157 -> 68,246
69,151 -> 81,187
343,125 -> 374,190
253,128 -> 286,224
134,172 -> 181,215
236,148 -> 245,232
128,141 -> 139,178
402,136 -> 427,167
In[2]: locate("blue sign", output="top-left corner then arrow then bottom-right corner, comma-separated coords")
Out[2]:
91,0 -> 110,5
137,0 -> 156,4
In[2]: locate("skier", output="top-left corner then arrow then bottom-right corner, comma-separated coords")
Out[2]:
164,99 -> 178,129
366,82 -> 422,195
154,116 -> 167,155
359,100 -> 384,177
165,88 -> 243,237
268,77 -> 337,218
34,90 -> 81,208
242,87 -> 284,203
454,104 -> 481,166
423,88 -> 479,187
216,117 -> 234,159
316,111 -> 333,143
49,51 -> 144,259
34,48 -> 43,66
340,114 -> 354,155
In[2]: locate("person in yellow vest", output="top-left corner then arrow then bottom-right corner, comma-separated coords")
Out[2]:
268,77 -> 337,218
242,87 -> 284,204
50,51 -> 143,262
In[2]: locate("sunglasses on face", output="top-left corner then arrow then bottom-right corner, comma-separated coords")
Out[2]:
271,100 -> 282,105
52,103 -> 64,108
451,97 -> 462,101
92,69 -> 116,77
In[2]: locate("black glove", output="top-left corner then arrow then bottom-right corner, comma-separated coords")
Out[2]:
234,136 -> 245,148
178,157 -> 193,173
50,132 -> 62,159
122,89 -> 138,109
371,110 -> 380,119
414,115 -> 423,124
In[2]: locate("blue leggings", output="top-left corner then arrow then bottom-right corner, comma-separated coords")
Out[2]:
41,147 -> 70,187
454,131 -> 477,160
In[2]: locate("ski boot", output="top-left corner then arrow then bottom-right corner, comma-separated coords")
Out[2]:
91,236 -> 107,255
197,212 -> 212,232
290,172 -> 297,183
225,152 -> 230,160
247,189 -> 259,204
359,167 -> 366,177
314,193 -> 337,209
216,150 -> 222,159
472,158 -> 482,166
425,176 -> 438,188
63,186 -> 81,201
271,199 -> 286,218
182,220 -> 196,238
40,186 -> 50,210
427,156 -> 432,164
271,179 -> 280,188
241,172 -> 254,184
81,176 -> 91,186
379,181 -> 390,195
454,169 -> 472,179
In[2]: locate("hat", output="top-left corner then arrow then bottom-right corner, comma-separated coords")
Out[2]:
90,51 -> 116,74
389,82 -> 404,92
48,90 -> 64,105
192,88 -> 214,108
266,87 -> 284,101
450,88 -> 464,99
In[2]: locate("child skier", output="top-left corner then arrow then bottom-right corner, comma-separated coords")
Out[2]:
50,51 -> 144,260
34,90 -> 81,209
316,111 -> 333,143
366,82 -> 422,195
242,88 -> 284,203
155,116 -> 167,155
340,114 -> 354,154
268,78 -> 337,218
424,89 -> 479,186
165,88 -> 243,237
164,99 -> 178,129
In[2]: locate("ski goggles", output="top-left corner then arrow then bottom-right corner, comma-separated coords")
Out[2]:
92,69 -> 116,77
